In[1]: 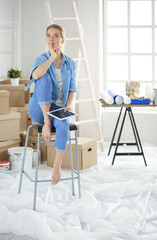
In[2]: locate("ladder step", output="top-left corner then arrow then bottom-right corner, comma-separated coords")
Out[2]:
0,29 -> 14,32
75,119 -> 99,126
66,37 -> 81,41
0,21 -> 15,24
73,57 -> 85,61
75,98 -> 94,104
53,17 -> 76,21
77,78 -> 89,82
0,50 -> 12,54
97,140 -> 104,143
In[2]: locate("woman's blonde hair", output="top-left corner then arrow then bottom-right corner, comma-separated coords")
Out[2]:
46,24 -> 65,39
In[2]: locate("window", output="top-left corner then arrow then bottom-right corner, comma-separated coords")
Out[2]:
103,0 -> 157,97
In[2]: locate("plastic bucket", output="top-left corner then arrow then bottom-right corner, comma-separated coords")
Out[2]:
32,149 -> 41,167
8,147 -> 33,172
0,160 -> 10,171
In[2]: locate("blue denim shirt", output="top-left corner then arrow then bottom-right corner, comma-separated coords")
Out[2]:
25,51 -> 78,107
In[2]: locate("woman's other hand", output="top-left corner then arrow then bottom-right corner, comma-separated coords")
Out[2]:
64,105 -> 72,113
42,123 -> 51,142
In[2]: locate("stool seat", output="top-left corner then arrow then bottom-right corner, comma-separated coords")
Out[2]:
32,123 -> 77,133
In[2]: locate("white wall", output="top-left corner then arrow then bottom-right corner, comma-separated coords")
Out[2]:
102,109 -> 157,145
0,0 -> 20,77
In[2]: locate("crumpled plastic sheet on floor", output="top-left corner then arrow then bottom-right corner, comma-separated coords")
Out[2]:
0,146 -> 157,240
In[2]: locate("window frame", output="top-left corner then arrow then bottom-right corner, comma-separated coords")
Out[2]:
101,0 -> 156,96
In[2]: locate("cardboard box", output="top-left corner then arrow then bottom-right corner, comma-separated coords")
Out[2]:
46,137 -> 97,170
21,134 -> 51,162
10,104 -> 28,132
0,90 -> 10,114
0,84 -> 25,107
20,131 -> 27,147
0,139 -> 21,160
4,77 -> 31,104
26,113 -> 40,136
0,112 -> 20,141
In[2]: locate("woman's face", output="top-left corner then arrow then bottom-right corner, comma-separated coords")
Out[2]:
46,27 -> 64,50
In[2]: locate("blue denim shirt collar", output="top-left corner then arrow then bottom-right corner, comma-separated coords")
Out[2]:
45,51 -> 68,64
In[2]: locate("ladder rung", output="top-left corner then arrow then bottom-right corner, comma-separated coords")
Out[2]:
0,50 -> 12,54
53,17 -> 76,21
75,119 -> 99,125
73,57 -> 85,61
77,78 -> 89,82
66,37 -> 81,41
75,98 -> 94,104
97,140 -> 104,143
0,21 -> 15,24
0,29 -> 14,32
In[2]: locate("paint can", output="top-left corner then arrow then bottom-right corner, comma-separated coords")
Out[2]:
0,160 -> 10,171
8,147 -> 33,172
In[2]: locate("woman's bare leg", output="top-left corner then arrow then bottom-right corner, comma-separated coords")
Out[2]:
51,150 -> 64,185
40,104 -> 51,142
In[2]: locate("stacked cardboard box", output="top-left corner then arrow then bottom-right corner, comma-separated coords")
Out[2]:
46,137 -> 97,170
10,104 -> 28,132
4,77 -> 31,104
0,90 -> 10,114
20,113 -> 51,162
0,90 -> 21,161
0,84 -> 25,107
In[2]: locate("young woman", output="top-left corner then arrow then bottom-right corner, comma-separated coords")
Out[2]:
25,24 -> 78,185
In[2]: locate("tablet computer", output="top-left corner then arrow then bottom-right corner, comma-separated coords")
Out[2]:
47,108 -> 77,120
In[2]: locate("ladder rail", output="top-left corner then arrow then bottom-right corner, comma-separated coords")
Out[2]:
72,1 -> 104,151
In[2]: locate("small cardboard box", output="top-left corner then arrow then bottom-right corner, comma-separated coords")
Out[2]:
0,112 -> 20,141
0,139 -> 21,160
0,90 -> 10,114
0,84 -> 25,107
46,137 -> 97,170
20,131 -> 27,147
21,134 -> 50,162
4,77 -> 31,104
10,104 -> 28,132
26,113 -> 39,136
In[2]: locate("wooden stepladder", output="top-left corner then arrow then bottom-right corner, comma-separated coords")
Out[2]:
44,1 -> 104,151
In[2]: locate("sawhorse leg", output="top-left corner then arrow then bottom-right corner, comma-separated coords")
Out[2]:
110,107 -> 147,166
108,107 -> 123,155
129,107 -> 147,166
112,108 -> 127,165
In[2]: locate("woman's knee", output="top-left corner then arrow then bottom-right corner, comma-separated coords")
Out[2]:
35,73 -> 53,104
36,73 -> 52,89
57,119 -> 69,129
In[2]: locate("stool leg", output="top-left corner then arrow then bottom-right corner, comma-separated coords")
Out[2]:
18,125 -> 31,194
33,132 -> 40,211
69,132 -> 75,196
75,130 -> 81,198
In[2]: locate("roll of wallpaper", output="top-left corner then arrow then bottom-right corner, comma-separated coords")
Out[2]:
100,90 -> 114,105
123,95 -> 131,104
107,90 -> 123,105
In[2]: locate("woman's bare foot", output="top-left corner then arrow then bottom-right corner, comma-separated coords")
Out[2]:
51,163 -> 61,185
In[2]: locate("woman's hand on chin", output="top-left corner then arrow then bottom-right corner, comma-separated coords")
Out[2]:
49,44 -> 60,59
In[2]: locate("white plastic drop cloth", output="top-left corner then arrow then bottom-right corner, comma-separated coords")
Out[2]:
0,144 -> 157,240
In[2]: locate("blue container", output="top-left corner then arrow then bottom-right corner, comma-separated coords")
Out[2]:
131,99 -> 150,104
